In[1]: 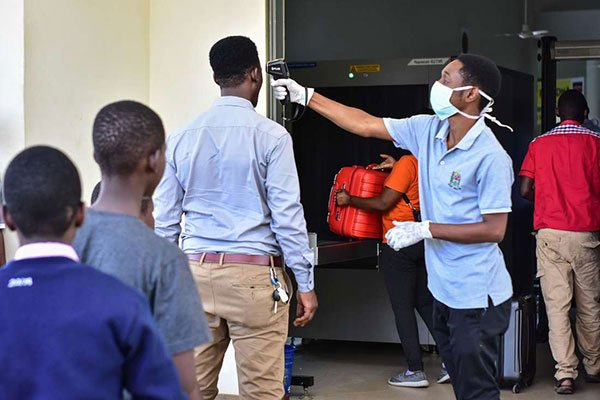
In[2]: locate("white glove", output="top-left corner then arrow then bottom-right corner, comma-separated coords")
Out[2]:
270,77 -> 314,106
385,221 -> 433,251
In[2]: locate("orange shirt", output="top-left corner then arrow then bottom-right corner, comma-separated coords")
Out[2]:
382,155 -> 420,242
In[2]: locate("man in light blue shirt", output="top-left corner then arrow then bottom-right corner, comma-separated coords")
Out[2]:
273,54 -> 514,400
154,36 -> 317,400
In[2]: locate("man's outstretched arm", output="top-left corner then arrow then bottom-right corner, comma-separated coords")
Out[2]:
309,92 -> 391,140
271,78 -> 431,157
272,78 -> 391,140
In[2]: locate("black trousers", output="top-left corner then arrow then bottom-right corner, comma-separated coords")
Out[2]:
433,298 -> 511,400
379,242 -> 434,371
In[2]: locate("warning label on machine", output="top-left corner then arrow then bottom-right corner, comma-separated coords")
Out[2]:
349,64 -> 381,73
407,58 -> 450,66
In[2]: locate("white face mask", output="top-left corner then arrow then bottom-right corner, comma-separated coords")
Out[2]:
429,81 -> 513,132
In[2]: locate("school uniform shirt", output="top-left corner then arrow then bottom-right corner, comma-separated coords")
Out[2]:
0,242 -> 185,400
382,155 -> 420,242
519,120 -> 600,232
384,115 -> 514,309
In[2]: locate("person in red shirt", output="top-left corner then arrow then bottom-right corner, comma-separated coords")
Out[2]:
336,154 -> 448,388
519,89 -> 600,394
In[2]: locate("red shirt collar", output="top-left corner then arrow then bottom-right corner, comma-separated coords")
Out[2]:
560,120 -> 582,126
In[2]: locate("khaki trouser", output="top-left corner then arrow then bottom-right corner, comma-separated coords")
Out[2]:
536,229 -> 600,380
189,258 -> 291,400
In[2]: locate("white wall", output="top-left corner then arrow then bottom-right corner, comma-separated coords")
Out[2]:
24,0 -> 150,201
0,0 -> 25,174
0,0 -> 25,260
1,0 -> 150,260
149,0 -> 268,134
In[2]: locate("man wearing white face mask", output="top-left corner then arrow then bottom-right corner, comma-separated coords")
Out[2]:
272,54 -> 514,400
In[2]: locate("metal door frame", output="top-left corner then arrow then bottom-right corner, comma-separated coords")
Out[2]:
540,38 -> 600,132
267,0 -> 285,123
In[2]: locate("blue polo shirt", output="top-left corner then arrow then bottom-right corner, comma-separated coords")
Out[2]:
384,115 -> 514,309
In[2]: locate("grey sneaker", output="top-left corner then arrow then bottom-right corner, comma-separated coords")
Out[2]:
437,365 -> 451,384
388,370 -> 430,388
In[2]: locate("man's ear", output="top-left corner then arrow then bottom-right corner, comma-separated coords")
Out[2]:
213,73 -> 220,85
147,146 -> 164,174
465,87 -> 480,105
555,107 -> 560,118
249,66 -> 262,83
74,202 -> 85,228
2,206 -> 17,232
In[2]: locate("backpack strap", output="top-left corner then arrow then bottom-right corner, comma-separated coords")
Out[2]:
401,194 -> 421,222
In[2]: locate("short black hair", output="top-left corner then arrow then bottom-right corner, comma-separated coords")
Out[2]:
93,100 -> 165,176
209,36 -> 260,88
4,146 -> 81,238
558,89 -> 588,122
456,54 -> 502,111
91,181 -> 101,204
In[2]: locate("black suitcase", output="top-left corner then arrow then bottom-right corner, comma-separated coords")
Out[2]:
497,295 -> 537,394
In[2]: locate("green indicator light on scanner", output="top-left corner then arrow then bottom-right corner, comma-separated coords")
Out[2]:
348,72 -> 354,79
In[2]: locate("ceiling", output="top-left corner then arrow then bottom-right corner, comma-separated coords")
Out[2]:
534,0 -> 600,12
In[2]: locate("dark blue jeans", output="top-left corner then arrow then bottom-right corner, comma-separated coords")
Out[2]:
433,297 -> 511,400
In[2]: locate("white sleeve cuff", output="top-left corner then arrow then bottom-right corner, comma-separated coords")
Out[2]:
382,118 -> 402,148
293,266 -> 315,293
481,207 -> 512,215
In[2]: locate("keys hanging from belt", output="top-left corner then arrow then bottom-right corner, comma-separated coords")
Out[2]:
270,267 -> 289,314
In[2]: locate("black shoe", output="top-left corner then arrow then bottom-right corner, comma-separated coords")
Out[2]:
585,373 -> 600,383
555,378 -> 575,395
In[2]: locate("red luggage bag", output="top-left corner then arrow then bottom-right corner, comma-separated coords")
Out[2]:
327,164 -> 389,239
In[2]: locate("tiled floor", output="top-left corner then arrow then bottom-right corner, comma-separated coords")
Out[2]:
289,340 -> 600,399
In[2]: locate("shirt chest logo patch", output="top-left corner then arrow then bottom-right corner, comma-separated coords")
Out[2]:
448,171 -> 462,190
7,277 -> 33,288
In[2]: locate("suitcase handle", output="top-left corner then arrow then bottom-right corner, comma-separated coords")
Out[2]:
328,175 -> 344,222
515,307 -> 522,374
326,173 -> 340,223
